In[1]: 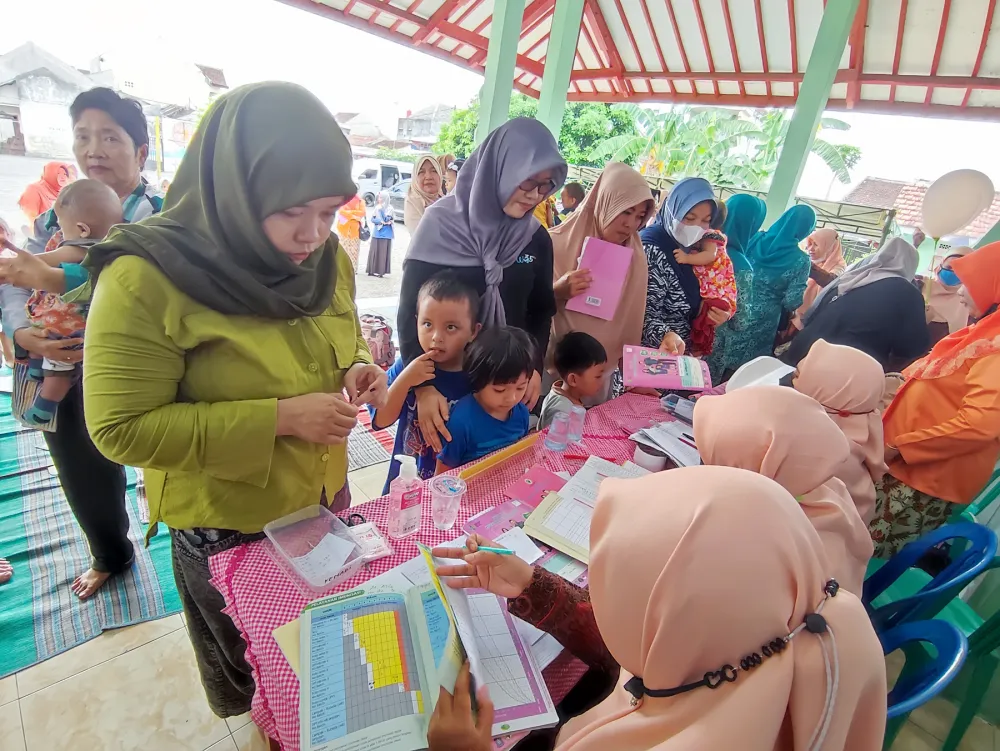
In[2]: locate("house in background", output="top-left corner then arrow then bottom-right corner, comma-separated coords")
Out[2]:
844,176 -> 1000,267
0,42 -> 94,157
397,104 -> 454,142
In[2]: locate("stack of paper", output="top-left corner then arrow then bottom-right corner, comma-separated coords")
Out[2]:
523,457 -> 649,563
630,420 -> 701,468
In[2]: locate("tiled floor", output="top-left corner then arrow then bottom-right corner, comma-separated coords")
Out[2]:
1,461 -> 996,750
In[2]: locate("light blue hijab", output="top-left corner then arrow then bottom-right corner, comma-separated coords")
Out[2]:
746,204 -> 815,276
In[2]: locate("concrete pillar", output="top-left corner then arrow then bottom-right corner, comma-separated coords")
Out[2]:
475,0 -> 528,144
536,0 -> 584,137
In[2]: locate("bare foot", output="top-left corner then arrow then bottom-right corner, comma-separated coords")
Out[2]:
0,558 -> 12,584
71,568 -> 111,599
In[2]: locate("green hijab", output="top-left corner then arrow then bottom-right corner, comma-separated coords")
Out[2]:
85,81 -> 357,318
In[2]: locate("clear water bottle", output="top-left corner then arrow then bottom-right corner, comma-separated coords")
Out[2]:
567,405 -> 586,442
543,411 -> 570,451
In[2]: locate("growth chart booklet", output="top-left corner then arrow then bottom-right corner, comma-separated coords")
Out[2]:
622,346 -> 712,391
298,547 -> 558,751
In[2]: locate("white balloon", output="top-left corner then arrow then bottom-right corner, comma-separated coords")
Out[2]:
921,169 -> 995,238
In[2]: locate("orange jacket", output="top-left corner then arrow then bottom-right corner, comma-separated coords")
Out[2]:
884,352 -> 1000,504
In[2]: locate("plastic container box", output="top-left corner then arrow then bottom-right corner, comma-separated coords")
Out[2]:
264,505 -> 364,595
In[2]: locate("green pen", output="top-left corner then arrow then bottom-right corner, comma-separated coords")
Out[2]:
476,545 -> 515,555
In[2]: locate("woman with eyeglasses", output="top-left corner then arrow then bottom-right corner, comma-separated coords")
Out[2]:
398,118 -> 567,455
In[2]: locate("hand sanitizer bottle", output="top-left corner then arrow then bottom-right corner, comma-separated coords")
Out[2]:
388,455 -> 422,539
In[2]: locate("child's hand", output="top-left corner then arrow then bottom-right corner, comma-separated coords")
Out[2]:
673,248 -> 690,265
402,352 -> 436,388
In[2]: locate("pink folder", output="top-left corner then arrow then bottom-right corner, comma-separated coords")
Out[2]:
565,236 -> 632,321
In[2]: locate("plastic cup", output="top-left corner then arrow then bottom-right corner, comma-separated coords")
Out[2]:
543,411 -> 570,451
567,405 -> 586,442
430,475 -> 467,531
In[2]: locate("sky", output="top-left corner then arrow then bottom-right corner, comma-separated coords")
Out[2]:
5,0 -> 1000,201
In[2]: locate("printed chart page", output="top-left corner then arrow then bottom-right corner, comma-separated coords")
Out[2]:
299,573 -> 437,751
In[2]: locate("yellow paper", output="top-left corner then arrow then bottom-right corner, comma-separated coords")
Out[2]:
522,492 -> 592,564
458,433 -> 539,480
273,618 -> 301,677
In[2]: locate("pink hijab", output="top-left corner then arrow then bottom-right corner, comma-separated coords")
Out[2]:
793,228 -> 845,329
794,339 -> 889,524
555,466 -> 886,751
694,386 -> 874,595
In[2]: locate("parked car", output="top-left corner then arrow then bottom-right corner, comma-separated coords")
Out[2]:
389,180 -> 409,222
354,159 -> 412,206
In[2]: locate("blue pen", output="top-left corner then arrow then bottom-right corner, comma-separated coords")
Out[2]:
476,545 -> 515,556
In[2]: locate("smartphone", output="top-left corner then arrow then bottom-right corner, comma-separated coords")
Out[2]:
661,393 -> 696,424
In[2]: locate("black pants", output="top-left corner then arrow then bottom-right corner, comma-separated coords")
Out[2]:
44,381 -> 133,573
171,528 -> 260,717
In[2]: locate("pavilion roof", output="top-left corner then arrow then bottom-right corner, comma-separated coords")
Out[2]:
276,0 -> 1000,121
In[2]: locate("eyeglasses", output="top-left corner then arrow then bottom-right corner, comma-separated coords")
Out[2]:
517,177 -> 557,195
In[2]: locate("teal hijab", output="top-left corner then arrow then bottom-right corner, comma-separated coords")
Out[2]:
722,194 -> 767,274
746,204 -> 815,276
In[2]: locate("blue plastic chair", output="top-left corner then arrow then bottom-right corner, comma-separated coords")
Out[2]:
864,522 -> 997,631
881,620 -> 969,749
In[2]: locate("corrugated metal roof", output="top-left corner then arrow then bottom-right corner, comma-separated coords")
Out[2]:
275,0 -> 1000,120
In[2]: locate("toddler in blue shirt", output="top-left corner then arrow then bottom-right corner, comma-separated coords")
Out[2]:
371,272 -> 481,494
436,325 -> 534,472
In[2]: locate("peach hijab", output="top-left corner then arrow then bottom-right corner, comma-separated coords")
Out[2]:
794,339 -> 888,524
694,386 -> 874,595
794,228 -> 846,328
555,466 -> 886,751
549,162 -> 653,369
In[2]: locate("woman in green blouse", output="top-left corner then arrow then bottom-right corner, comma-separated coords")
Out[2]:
82,82 -> 387,719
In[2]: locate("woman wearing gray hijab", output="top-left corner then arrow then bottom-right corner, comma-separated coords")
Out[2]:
782,237 -> 930,370
399,118 -> 567,451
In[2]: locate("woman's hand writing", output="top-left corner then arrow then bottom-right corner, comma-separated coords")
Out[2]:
13,328 -> 83,363
523,370 -> 541,410
433,534 -> 534,599
659,331 -> 685,355
343,362 -> 388,408
275,393 -> 357,444
415,385 -> 451,454
553,269 -> 593,301
427,662 -> 494,751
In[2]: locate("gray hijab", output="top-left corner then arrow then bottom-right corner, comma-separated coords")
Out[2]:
803,236 -> 918,325
405,117 -> 567,326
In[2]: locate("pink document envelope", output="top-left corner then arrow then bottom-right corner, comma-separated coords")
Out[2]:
564,236 -> 632,321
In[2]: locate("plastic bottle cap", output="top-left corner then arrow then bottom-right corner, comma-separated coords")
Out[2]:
394,454 -> 418,480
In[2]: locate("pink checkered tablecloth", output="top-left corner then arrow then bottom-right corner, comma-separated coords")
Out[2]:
208,393 -> 662,750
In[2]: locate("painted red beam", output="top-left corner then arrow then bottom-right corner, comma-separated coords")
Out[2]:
585,0 -> 626,74
721,0 -> 746,97
963,0 -> 997,106
351,0 -> 425,26
664,0 -> 696,93
890,0 -> 908,102
412,0 -> 463,44
925,0 -> 953,104
859,73 -> 1000,90
437,21 -> 546,77
787,0 -> 798,96
521,0 -> 554,33
753,0 -> 771,97
692,0 -> 719,96
274,0 -> 475,71
569,68 -> 851,84
847,0 -> 871,108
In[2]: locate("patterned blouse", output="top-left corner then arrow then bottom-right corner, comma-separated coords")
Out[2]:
507,567 -> 617,674
641,242 -> 694,349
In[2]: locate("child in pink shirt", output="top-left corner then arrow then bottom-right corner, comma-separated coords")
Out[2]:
674,229 -> 738,356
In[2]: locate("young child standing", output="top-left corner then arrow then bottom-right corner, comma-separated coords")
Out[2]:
538,331 -> 607,430
674,228 -> 738,356
21,180 -> 122,425
371,272 -> 481,493
436,326 -> 534,472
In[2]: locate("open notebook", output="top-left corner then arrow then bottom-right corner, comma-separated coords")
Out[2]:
295,544 -> 558,751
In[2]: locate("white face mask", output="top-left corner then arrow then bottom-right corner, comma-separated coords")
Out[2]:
671,217 -> 707,248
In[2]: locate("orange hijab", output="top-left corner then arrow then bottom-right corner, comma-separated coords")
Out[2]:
694,386 -> 874,595
18,161 -> 73,221
793,228 -> 845,328
555,466 -> 887,751
548,162 -> 653,370
906,241 -> 1000,381
794,339 -> 888,524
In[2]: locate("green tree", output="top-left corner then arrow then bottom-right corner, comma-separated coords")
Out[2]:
434,94 -> 636,166
590,105 -> 862,190
373,148 -> 416,164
